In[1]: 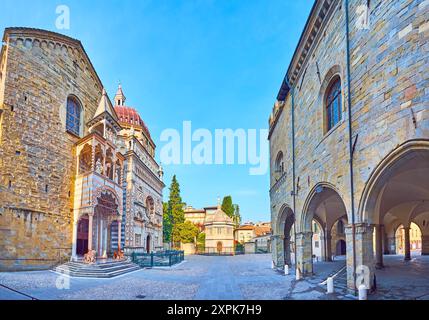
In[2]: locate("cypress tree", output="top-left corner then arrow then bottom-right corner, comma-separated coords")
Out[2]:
221,195 -> 235,218
162,202 -> 172,243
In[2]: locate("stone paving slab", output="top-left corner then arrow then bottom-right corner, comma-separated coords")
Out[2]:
0,254 -> 428,300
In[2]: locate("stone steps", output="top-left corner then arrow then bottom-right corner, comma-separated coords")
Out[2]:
53,260 -> 141,278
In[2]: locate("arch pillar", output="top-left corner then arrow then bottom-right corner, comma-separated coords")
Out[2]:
404,226 -> 411,261
421,235 -> 429,255
296,232 -> 313,276
387,235 -> 396,254
271,235 -> 284,268
383,227 -> 390,254
324,229 -> 333,262
346,223 -> 375,291
375,224 -> 384,269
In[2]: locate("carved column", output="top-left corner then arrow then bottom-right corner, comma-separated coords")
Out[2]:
88,213 -> 94,252
118,220 -> 122,251
404,226 -> 411,261
71,214 -> 79,261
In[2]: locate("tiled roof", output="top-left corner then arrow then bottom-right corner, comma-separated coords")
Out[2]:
114,106 -> 152,140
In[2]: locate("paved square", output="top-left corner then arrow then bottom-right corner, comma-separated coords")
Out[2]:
1,254 -> 428,300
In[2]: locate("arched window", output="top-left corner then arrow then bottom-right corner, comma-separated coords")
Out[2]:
78,144 -> 92,175
275,151 -> 284,174
325,77 -> 342,132
66,96 -> 81,136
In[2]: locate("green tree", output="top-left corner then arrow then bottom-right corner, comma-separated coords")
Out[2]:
166,175 -> 186,245
162,202 -> 172,243
169,175 -> 185,225
221,195 -> 235,218
172,221 -> 199,244
233,204 -> 241,227
197,232 -> 206,252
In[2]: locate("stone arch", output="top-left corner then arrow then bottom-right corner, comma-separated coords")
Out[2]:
298,182 -> 349,275
275,204 -> 294,235
358,139 -> 429,225
78,143 -> 92,175
273,204 -> 295,268
93,186 -> 122,216
300,182 -> 348,233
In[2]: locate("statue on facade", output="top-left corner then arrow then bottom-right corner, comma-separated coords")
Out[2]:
95,158 -> 103,174
115,167 -> 121,184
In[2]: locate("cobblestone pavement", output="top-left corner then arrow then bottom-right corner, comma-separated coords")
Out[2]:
0,254 -> 428,300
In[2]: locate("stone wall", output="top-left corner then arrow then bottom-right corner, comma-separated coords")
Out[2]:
0,29 -> 103,270
270,0 -> 429,290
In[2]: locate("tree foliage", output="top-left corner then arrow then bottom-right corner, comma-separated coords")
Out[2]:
162,202 -> 172,242
233,204 -> 241,227
221,196 -> 241,227
172,221 -> 199,244
221,196 -> 235,218
169,175 -> 185,225
163,175 -> 186,244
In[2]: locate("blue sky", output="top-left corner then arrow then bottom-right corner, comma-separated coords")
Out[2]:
0,0 -> 314,223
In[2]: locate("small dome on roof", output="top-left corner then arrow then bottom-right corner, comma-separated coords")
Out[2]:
112,84 -> 152,141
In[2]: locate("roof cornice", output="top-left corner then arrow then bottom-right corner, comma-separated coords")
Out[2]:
2,27 -> 104,91
277,0 -> 338,100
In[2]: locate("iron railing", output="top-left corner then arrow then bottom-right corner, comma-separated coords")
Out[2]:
197,247 -> 236,256
129,250 -> 184,267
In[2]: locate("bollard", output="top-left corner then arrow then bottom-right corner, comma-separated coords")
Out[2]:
284,265 -> 289,275
327,277 -> 334,294
271,261 -> 275,269
358,285 -> 368,300
295,268 -> 301,280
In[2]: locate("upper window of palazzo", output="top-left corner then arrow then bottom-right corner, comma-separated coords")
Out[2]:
66,96 -> 82,136
325,76 -> 342,132
275,151 -> 284,175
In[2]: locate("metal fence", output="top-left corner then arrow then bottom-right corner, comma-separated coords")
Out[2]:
130,250 -> 184,268
255,247 -> 270,254
197,247 -> 237,256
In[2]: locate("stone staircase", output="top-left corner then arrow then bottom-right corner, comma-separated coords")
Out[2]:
53,259 -> 141,278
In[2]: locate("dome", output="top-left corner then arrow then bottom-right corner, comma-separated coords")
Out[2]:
204,207 -> 234,224
114,106 -> 152,140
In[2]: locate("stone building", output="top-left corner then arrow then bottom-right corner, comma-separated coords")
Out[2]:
114,87 -> 164,253
204,204 -> 235,254
269,0 -> 429,291
184,204 -> 235,254
0,28 -> 164,271
184,206 -> 207,230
